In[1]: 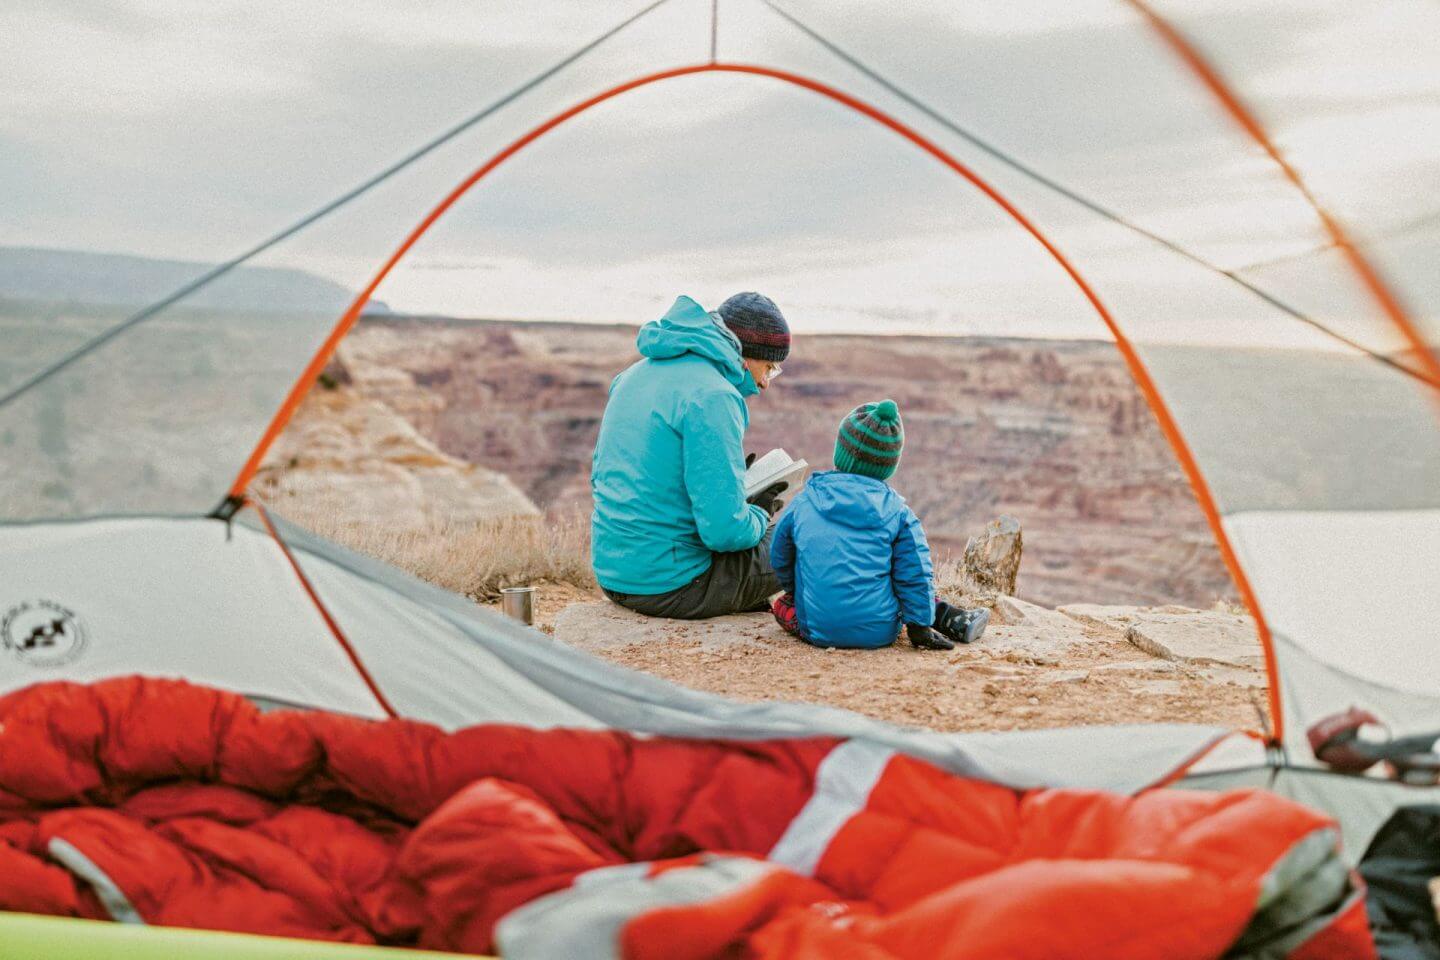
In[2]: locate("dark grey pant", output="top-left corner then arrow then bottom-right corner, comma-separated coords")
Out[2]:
603,528 -> 780,620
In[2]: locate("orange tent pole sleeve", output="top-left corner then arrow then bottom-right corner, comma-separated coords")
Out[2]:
226,61 -> 1284,742
1125,0 -> 1440,395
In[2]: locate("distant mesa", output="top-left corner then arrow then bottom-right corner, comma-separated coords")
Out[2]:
0,245 -> 382,316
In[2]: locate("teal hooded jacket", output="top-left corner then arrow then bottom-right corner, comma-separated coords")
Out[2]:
590,296 -> 769,595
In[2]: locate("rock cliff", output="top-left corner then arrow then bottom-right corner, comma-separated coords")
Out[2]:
337,316 -> 1235,608
254,373 -> 537,529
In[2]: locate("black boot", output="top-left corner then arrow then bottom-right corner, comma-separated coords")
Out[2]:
906,623 -> 954,651
935,602 -> 989,645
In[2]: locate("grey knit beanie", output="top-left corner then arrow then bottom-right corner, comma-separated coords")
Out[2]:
715,292 -> 790,362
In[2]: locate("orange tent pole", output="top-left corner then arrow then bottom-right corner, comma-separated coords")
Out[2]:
250,499 -> 399,718
227,62 -> 1286,742
1125,0 -> 1440,394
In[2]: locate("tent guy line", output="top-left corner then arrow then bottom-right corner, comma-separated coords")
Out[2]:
1229,206 -> 1440,276
759,0 -> 1440,390
0,0 -> 676,414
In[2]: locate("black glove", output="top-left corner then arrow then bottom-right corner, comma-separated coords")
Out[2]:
749,481 -> 788,517
906,623 -> 954,651
745,452 -> 756,469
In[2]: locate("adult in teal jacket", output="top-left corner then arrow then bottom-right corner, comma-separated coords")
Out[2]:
591,293 -> 791,619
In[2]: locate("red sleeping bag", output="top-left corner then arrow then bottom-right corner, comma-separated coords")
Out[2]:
0,677 -> 1374,958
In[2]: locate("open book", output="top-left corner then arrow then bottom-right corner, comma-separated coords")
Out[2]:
744,449 -> 810,501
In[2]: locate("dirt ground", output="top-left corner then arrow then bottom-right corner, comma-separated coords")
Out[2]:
588,625 -> 1264,734
489,587 -> 1270,735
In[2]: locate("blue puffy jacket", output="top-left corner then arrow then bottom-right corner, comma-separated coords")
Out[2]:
590,296 -> 769,595
770,471 -> 935,648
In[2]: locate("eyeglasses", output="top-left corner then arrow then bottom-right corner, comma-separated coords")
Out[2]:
765,364 -> 783,382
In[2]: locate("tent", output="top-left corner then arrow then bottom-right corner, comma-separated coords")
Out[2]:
2,0 -> 1437,953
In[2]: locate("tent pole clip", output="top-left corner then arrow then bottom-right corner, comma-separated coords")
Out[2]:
209,494 -> 246,539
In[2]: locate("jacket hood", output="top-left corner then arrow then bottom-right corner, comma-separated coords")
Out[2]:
801,470 -> 904,530
637,296 -> 757,396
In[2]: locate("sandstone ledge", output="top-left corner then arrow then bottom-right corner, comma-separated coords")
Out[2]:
547,596 -> 1268,732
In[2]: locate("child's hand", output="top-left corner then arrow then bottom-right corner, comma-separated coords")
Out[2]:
906,624 -> 954,651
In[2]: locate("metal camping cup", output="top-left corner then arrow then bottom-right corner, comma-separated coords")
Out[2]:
500,586 -> 536,626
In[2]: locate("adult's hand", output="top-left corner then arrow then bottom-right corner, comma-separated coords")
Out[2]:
749,481 -> 788,517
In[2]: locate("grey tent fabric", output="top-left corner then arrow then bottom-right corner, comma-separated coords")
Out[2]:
0,511 -> 1231,793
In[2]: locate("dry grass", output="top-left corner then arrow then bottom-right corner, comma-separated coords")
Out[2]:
933,554 -> 992,606
274,493 -> 985,611
277,507 -> 596,601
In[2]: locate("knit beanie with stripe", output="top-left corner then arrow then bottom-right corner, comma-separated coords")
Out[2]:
715,291 -> 790,362
834,399 -> 903,481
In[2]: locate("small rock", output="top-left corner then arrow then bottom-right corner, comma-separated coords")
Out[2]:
1001,652 -> 1059,667
992,595 -> 1074,631
963,515 -> 1023,595
965,663 -> 1024,679
1027,696 -> 1040,705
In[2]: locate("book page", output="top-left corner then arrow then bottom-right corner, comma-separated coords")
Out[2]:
745,449 -> 808,500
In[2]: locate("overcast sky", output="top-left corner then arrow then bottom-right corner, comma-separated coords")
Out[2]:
3,0 -> 1437,348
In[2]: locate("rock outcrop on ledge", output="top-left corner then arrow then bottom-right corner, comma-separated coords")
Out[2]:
963,515 -> 1024,596
254,384 -> 538,529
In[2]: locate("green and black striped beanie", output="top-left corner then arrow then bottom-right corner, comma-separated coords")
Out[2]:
834,399 -> 904,480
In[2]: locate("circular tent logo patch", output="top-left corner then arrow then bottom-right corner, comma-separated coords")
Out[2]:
2,600 -> 88,667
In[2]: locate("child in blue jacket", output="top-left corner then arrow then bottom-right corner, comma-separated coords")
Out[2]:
769,399 -> 989,650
